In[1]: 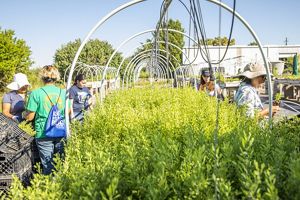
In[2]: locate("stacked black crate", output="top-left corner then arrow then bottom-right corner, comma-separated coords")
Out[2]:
0,113 -> 34,195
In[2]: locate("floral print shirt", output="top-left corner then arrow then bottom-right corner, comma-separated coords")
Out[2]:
234,83 -> 263,117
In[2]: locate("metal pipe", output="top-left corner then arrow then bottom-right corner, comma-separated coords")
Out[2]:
132,59 -> 168,87
131,58 -> 169,88
105,28 -> 199,87
125,53 -> 174,88
122,49 -> 177,88
122,49 -> 179,88
122,40 -> 192,89
206,0 -> 273,122
66,0 -> 147,137
130,55 -> 171,88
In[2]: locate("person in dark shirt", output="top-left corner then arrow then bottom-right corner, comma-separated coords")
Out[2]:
2,73 -> 31,123
69,74 -> 92,122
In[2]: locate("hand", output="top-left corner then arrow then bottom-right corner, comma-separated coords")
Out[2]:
12,116 -> 20,122
260,106 -> 280,117
272,106 -> 280,116
22,111 -> 29,120
88,98 -> 93,105
272,106 -> 280,113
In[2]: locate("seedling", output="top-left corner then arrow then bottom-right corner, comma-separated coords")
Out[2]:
274,93 -> 283,106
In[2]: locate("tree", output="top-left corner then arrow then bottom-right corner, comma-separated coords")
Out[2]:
133,19 -> 185,71
159,19 -> 185,69
0,28 -> 33,90
248,41 -> 258,46
199,36 -> 235,46
54,39 -> 123,77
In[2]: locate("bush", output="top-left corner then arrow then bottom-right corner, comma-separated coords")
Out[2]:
7,88 -> 300,199
0,28 -> 33,91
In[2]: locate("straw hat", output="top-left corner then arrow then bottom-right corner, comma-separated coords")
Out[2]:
7,73 -> 30,90
238,63 -> 268,79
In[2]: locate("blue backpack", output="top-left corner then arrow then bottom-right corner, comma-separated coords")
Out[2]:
41,88 -> 66,138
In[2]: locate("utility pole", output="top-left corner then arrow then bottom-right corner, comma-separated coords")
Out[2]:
284,37 -> 288,45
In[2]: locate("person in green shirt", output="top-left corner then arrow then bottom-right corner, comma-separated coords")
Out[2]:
25,65 -> 68,175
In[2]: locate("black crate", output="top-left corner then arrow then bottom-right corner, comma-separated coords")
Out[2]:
0,144 -> 33,175
0,114 -> 34,196
0,168 -> 32,195
0,114 -> 34,152
31,140 -> 41,164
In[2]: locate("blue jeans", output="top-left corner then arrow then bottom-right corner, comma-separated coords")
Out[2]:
73,111 -> 84,122
35,137 -> 64,175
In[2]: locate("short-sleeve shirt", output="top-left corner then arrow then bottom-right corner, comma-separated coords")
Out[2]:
69,85 -> 91,113
26,85 -> 67,138
199,82 -> 221,97
234,83 -> 263,117
208,84 -> 221,97
2,91 -> 25,119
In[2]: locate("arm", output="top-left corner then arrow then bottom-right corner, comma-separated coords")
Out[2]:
70,99 -> 74,118
217,86 -> 222,95
68,88 -> 75,118
259,106 -> 280,117
199,84 -> 205,91
86,88 -> 93,108
25,91 -> 38,121
2,103 -> 14,119
2,94 -> 19,121
25,111 -> 35,121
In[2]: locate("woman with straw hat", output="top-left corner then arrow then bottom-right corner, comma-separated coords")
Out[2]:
234,63 -> 279,118
2,73 -> 31,123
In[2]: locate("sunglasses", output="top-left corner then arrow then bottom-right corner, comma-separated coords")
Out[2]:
261,76 -> 266,81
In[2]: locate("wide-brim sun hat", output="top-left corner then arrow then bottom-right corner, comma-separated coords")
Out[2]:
238,63 -> 270,79
7,73 -> 31,90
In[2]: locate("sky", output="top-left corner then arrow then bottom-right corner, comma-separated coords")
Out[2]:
1,0 -> 300,68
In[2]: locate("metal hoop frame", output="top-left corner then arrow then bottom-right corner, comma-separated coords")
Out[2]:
66,0 -> 272,135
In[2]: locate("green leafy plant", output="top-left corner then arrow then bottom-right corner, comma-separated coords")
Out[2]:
0,28 -> 33,91
7,87 -> 300,199
274,93 -> 283,106
18,121 -> 35,137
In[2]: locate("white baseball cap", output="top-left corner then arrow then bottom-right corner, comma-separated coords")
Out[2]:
7,73 -> 31,90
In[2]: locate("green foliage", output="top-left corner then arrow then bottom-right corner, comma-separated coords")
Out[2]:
134,19 -> 185,70
282,55 -> 300,75
18,121 -> 35,137
216,73 -> 240,83
224,77 -> 240,82
8,88 -> 300,199
27,68 -> 43,89
274,93 -> 282,105
248,41 -> 258,46
139,70 -> 150,79
279,74 -> 300,80
54,39 -> 123,77
158,19 -> 185,69
0,28 -> 33,91
199,36 -> 236,46
119,57 -> 130,79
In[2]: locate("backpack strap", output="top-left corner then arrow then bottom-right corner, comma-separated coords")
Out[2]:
56,89 -> 62,105
41,88 -> 62,106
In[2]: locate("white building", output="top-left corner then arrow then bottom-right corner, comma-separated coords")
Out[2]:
182,45 -> 300,76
